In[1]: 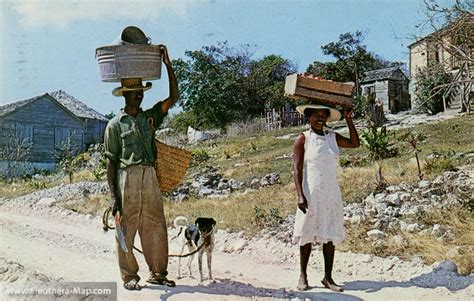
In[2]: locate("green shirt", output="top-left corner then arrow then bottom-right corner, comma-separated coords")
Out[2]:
104,102 -> 167,168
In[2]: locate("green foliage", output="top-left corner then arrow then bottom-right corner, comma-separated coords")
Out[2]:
361,126 -> 398,160
191,149 -> 210,166
166,111 -> 199,135
28,179 -> 47,190
104,111 -> 116,120
306,31 -> 404,94
414,65 -> 452,115
424,151 -> 458,174
174,41 -> 297,129
87,144 -> 107,181
252,205 -> 283,229
55,134 -> 83,183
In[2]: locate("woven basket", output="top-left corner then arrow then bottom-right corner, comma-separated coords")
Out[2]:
155,140 -> 192,193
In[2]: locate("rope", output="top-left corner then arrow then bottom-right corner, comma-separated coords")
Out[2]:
102,208 -> 213,258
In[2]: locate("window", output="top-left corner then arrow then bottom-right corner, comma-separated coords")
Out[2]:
54,127 -> 70,149
15,124 -> 33,143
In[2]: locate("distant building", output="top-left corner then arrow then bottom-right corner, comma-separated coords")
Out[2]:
408,13 -> 473,113
0,90 -> 108,171
360,67 -> 411,114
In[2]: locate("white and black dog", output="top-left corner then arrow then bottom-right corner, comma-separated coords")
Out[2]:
173,216 -> 216,283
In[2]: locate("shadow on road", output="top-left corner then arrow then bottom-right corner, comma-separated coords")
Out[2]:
344,270 -> 473,293
144,277 -> 364,300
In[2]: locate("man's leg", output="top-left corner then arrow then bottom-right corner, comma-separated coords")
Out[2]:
297,243 -> 311,290
139,166 -> 173,285
117,166 -> 141,288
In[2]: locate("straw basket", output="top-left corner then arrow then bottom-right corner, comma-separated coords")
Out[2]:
155,140 -> 192,193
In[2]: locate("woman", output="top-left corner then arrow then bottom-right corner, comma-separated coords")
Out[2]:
292,104 -> 360,292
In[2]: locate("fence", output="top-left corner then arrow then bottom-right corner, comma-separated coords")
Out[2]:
261,109 -> 304,131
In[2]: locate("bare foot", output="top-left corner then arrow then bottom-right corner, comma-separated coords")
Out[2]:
296,275 -> 309,291
321,277 -> 343,292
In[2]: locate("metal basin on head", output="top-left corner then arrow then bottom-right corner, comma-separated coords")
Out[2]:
96,44 -> 162,82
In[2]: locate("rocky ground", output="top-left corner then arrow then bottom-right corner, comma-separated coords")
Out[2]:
0,112 -> 473,300
0,174 -> 473,300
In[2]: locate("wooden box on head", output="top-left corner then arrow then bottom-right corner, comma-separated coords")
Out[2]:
284,73 -> 355,110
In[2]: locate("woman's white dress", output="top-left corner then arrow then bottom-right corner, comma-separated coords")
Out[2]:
292,129 -> 345,246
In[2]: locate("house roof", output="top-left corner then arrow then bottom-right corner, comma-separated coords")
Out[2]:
0,90 -> 108,122
361,67 -> 407,83
49,90 -> 108,121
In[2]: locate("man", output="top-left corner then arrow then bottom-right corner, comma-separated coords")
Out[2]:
104,45 -> 179,290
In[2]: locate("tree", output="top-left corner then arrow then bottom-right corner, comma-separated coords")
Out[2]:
307,31 -> 403,95
0,134 -> 32,181
173,41 -> 296,130
413,65 -> 452,115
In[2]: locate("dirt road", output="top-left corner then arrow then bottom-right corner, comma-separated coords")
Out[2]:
0,195 -> 472,301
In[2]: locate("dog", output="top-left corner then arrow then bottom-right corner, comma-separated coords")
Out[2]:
173,216 -> 216,283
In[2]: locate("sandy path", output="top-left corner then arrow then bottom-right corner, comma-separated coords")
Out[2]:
0,198 -> 472,301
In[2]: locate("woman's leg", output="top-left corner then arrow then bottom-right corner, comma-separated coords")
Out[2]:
297,243 -> 312,290
322,241 -> 343,291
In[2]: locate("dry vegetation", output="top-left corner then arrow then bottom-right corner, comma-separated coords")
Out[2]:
1,114 -> 473,273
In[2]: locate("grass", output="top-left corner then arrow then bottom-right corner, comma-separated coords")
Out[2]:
1,114 -> 473,273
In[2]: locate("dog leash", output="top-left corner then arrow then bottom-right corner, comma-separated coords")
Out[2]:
102,208 -> 213,258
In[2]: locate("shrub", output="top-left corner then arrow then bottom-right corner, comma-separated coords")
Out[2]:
424,150 -> 458,174
361,125 -> 398,160
413,65 -> 452,115
191,149 -> 210,165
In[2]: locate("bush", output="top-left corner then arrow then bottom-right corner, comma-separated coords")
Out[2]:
361,125 -> 398,160
413,65 -> 452,115
191,149 -> 210,166
424,151 -> 458,174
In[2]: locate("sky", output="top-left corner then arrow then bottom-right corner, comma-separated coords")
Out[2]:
0,0 -> 457,116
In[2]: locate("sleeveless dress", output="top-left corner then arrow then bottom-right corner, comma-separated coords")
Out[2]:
292,129 -> 345,246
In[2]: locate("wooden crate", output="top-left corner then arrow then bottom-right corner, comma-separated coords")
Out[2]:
284,73 -> 355,108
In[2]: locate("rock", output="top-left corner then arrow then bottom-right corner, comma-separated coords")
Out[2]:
231,239 -> 248,252
399,220 -> 408,231
260,173 -> 280,187
421,187 -> 442,198
250,178 -> 260,188
350,215 -> 362,224
419,229 -> 431,236
198,187 -> 215,197
406,223 -> 421,233
386,185 -> 399,193
433,260 -> 458,273
400,193 -> 411,202
418,180 -> 430,189
217,181 -> 230,190
446,246 -> 461,258
36,197 -> 58,206
431,224 -> 444,237
389,235 -> 406,248
367,229 -> 385,240
398,182 -> 412,192
386,193 -> 401,207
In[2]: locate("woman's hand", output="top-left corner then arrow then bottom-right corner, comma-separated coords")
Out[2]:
344,107 -> 354,120
159,44 -> 171,66
297,196 -> 308,214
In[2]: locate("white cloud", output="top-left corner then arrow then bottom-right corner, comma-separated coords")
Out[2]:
11,0 -> 190,28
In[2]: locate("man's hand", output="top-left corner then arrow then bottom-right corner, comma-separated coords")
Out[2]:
110,196 -> 122,217
159,44 -> 171,66
297,196 -> 308,214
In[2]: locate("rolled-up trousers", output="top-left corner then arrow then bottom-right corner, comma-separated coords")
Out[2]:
116,164 -> 168,282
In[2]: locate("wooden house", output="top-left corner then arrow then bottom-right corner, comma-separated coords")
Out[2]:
0,90 -> 108,170
360,67 -> 411,114
408,13 -> 473,113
